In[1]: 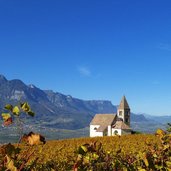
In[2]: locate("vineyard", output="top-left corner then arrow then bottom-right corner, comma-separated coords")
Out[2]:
26,134 -> 159,170
1,128 -> 171,170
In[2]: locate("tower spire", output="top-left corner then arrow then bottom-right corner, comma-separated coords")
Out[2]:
117,95 -> 130,126
118,95 -> 130,110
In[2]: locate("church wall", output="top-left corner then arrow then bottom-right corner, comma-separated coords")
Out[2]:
90,125 -> 103,137
112,128 -> 122,136
108,125 -> 112,136
117,109 -> 125,122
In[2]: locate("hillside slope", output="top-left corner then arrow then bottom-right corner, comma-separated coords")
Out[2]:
0,75 -> 116,129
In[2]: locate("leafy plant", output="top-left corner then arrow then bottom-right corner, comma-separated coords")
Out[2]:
73,141 -> 113,171
21,131 -> 46,146
73,128 -> 171,171
2,102 -> 35,141
0,102 -> 46,171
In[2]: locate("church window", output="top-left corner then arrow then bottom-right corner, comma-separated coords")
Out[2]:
119,111 -> 122,116
125,111 -> 129,116
114,130 -> 118,135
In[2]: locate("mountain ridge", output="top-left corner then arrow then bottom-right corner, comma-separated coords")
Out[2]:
0,75 -> 117,129
0,74 -> 151,130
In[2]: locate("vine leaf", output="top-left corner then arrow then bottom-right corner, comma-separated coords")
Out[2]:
21,102 -> 30,112
2,113 -> 11,121
4,104 -> 13,111
12,106 -> 20,115
4,117 -> 13,126
27,111 -> 35,117
78,145 -> 88,155
5,155 -> 17,171
1,113 -> 13,126
21,132 -> 46,145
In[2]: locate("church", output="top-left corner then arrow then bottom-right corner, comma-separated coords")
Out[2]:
90,96 -> 132,137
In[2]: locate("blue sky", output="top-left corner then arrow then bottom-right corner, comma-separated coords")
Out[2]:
0,0 -> 171,115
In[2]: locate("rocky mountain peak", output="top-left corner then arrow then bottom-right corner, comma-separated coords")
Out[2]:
28,84 -> 36,89
0,74 -> 7,82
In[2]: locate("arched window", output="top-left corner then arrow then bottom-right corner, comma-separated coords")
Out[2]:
114,130 -> 118,135
125,111 -> 129,116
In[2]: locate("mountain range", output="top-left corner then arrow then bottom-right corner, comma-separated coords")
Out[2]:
0,74 -> 171,137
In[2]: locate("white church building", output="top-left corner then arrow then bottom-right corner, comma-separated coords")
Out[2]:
90,96 -> 132,137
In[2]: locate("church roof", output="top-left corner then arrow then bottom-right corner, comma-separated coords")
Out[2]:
112,121 -> 131,130
118,96 -> 130,110
96,125 -> 107,132
90,114 -> 116,126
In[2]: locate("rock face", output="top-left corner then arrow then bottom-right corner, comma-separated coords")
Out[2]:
0,74 -> 147,129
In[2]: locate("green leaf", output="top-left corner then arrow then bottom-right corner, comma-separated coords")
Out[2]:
81,145 -> 88,153
27,110 -> 35,117
4,104 -> 13,111
84,155 -> 90,164
92,153 -> 99,160
78,145 -> 88,155
12,106 -> 20,115
21,102 -> 30,112
164,144 -> 170,150
153,154 -> 157,158
143,155 -> 149,167
166,161 -> 171,167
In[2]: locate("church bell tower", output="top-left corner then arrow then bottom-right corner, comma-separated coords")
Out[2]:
117,96 -> 130,126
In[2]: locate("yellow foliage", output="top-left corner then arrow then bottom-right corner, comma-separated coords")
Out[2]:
12,106 -> 20,115
5,155 -> 17,171
155,129 -> 166,137
28,134 -> 42,145
1,113 -> 11,121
